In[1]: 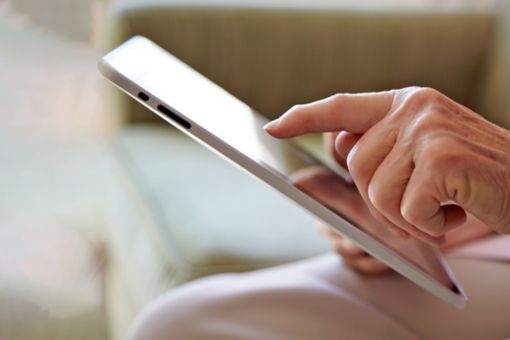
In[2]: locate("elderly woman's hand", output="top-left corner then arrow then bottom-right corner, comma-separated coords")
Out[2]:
291,165 -> 392,275
292,166 -> 492,276
266,87 -> 510,242
317,222 -> 391,275
317,217 -> 491,275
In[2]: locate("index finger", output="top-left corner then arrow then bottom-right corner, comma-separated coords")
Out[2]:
264,91 -> 396,138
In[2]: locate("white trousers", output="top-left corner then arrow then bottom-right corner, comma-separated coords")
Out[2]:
129,254 -> 510,340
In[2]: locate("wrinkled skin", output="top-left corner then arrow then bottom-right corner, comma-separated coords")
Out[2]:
266,87 -> 510,274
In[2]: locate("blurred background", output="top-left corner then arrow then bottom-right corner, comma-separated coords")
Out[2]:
0,0 -> 506,339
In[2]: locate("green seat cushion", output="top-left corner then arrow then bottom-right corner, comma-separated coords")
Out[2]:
112,125 -> 327,283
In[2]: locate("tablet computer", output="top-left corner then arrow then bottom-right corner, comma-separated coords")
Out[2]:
99,36 -> 467,308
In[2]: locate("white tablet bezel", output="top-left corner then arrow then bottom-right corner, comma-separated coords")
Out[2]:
98,36 -> 467,308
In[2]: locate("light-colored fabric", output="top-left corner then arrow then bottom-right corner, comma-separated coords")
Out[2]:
447,235 -> 510,262
107,125 -> 328,338
128,252 -> 510,340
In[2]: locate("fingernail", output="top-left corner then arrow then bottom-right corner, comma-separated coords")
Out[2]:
264,119 -> 279,131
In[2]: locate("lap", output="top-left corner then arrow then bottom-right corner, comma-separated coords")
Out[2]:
129,254 -> 510,340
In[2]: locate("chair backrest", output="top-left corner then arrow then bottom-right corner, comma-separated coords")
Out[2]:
104,2 -> 505,127
472,0 -> 510,129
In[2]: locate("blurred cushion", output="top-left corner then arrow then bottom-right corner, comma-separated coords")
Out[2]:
0,136 -> 111,340
107,125 -> 328,332
0,223 -> 107,340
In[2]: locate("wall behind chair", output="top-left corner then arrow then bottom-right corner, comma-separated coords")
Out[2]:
9,0 -> 107,46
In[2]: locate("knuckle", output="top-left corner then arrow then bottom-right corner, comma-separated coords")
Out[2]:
368,182 -> 391,213
415,132 -> 467,174
401,202 -> 445,238
406,109 -> 451,140
406,87 -> 443,107
289,103 -> 304,112
326,93 -> 346,113
401,86 -> 422,93
421,139 -> 464,174
401,201 -> 419,225
288,103 -> 314,128
287,104 -> 306,118
286,103 -> 309,117
331,93 -> 345,103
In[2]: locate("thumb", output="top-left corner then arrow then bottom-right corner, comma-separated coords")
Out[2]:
401,161 -> 508,237
265,91 -> 395,138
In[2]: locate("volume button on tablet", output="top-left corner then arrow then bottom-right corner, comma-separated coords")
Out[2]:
157,105 -> 192,129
